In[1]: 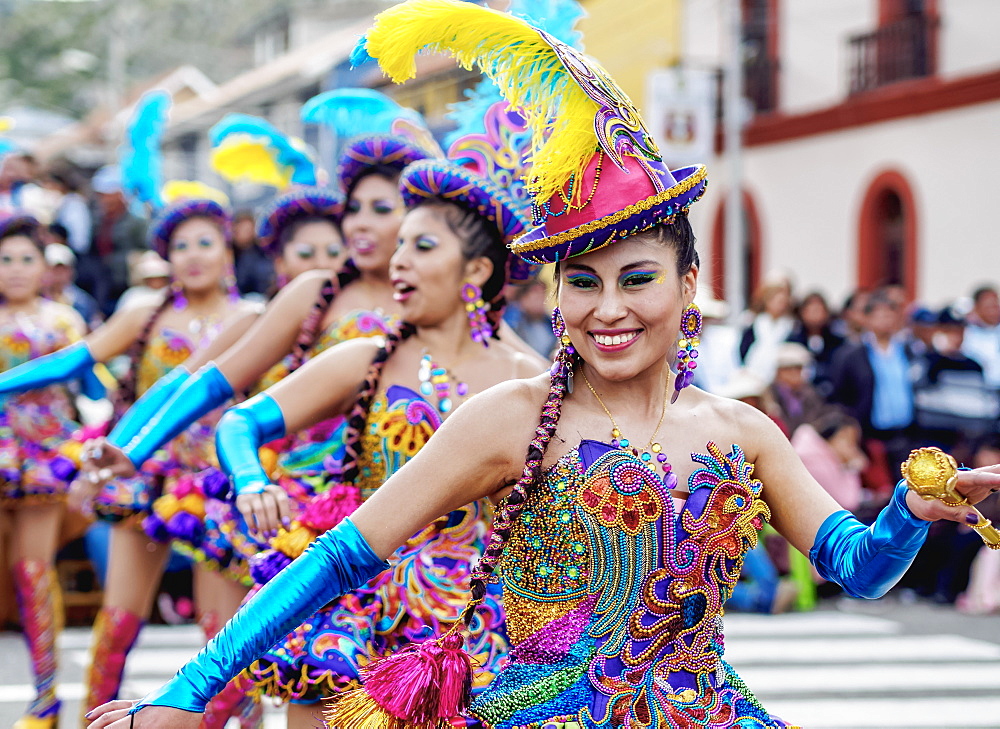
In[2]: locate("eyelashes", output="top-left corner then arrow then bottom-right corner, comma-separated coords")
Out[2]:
564,270 -> 664,289
566,273 -> 599,288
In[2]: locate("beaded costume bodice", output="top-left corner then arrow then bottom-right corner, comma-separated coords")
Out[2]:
471,439 -> 782,729
0,302 -> 81,421
356,383 -> 442,499
261,310 -> 396,481
256,309 -> 396,393
0,304 -> 79,372
136,327 -> 198,396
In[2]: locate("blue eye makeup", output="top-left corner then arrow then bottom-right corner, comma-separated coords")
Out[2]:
415,235 -> 438,251
565,272 -> 599,289
198,237 -> 213,248
373,201 -> 396,215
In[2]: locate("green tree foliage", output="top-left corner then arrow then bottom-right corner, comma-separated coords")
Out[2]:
0,0 -> 285,118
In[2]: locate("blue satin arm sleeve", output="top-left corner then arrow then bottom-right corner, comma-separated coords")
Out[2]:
809,480 -> 930,599
215,392 -> 286,497
129,517 -> 388,714
121,363 -> 234,468
108,366 -> 191,450
0,340 -> 95,395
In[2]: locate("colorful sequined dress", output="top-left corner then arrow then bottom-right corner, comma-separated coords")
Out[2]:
469,439 -> 789,729
146,310 -> 396,585
93,326 -> 198,523
242,384 -> 509,711
0,303 -> 83,506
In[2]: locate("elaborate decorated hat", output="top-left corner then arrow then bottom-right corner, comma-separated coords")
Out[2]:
337,134 -> 435,197
301,87 -> 441,196
362,0 -> 707,264
149,198 -> 232,259
256,187 -> 345,256
400,159 -> 529,247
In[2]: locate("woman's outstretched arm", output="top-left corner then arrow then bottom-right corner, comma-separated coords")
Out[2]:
85,376 -> 544,729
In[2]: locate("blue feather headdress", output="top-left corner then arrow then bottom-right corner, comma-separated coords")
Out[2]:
120,90 -> 171,210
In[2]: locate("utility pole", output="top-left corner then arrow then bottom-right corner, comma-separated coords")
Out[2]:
723,0 -> 746,322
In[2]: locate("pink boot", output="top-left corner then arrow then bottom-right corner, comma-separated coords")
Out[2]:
12,560 -> 61,728
80,605 -> 144,726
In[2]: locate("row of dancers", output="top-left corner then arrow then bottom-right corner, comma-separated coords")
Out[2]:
4,2 -> 999,728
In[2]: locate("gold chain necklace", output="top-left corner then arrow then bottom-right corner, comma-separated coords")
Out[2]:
580,369 -> 676,486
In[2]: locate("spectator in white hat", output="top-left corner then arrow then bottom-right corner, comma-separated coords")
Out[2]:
115,251 -> 171,312
43,241 -> 102,330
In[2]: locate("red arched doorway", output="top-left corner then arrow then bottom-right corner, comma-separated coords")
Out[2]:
857,170 -> 918,299
711,190 -> 763,305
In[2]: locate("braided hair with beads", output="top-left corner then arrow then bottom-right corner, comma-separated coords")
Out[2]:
106,289 -> 178,430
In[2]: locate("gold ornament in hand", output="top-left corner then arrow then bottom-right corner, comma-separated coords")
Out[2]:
902,447 -> 1000,550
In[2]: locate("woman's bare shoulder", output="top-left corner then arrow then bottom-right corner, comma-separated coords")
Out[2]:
685,387 -> 786,461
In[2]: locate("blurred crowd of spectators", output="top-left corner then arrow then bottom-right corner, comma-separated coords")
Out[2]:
0,152 -> 275,328
694,274 -> 1000,613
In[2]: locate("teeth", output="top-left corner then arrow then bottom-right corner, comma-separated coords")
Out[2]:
594,332 -> 636,346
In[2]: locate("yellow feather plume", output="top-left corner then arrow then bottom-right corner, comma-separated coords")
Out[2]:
364,0 -> 601,205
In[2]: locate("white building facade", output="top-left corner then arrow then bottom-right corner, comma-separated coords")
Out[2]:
678,0 -> 1000,310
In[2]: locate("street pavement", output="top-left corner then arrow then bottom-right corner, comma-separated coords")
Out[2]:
1,597 -> 998,728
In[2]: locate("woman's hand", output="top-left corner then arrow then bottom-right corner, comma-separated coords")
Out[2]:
85,701 -> 201,729
82,437 -> 138,480
236,483 -> 291,538
905,463 -> 1000,523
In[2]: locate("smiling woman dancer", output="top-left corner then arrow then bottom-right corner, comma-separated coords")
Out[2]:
0,197 -> 261,726
86,2 -> 1000,729
0,214 -> 91,729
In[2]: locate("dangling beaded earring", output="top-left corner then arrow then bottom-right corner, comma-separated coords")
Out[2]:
224,264 -> 240,303
170,279 -> 187,311
551,307 -> 576,393
672,303 -> 702,403
461,282 -> 492,346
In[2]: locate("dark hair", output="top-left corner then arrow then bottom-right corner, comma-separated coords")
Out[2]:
972,285 -> 998,305
276,215 -> 340,254
813,408 -> 860,441
863,288 -> 897,316
285,261 -> 361,373
0,218 -> 45,253
48,223 -> 69,243
109,290 -> 178,426
797,291 -> 829,313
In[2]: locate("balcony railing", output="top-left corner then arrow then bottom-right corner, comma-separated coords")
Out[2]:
849,15 -> 936,94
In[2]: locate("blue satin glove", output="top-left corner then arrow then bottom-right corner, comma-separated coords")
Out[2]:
80,367 -> 107,401
0,341 -> 96,395
129,517 -> 387,715
215,392 -> 286,497
809,481 -> 930,599
121,363 -> 234,468
108,366 -> 191,450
